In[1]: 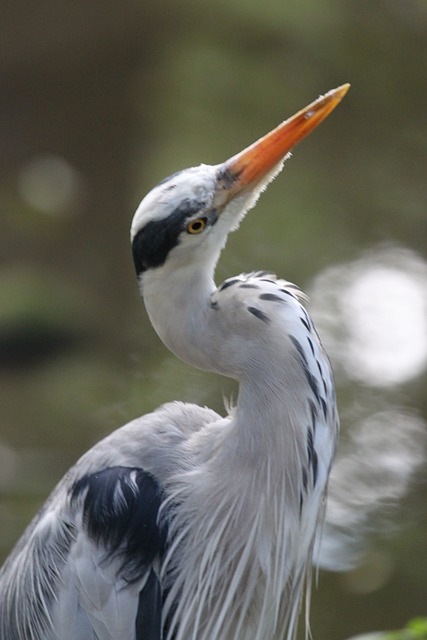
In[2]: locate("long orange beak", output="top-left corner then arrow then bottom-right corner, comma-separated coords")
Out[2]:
224,84 -> 350,192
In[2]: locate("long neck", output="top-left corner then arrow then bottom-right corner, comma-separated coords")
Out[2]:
140,262 -> 218,372
141,263 -> 315,460
141,263 -> 320,480
221,354 -> 311,480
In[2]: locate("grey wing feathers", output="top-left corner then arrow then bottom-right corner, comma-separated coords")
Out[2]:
0,402 -> 221,640
0,513 -> 77,640
0,466 -> 167,640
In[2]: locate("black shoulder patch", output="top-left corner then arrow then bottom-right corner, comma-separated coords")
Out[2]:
135,568 -> 163,640
71,466 -> 167,582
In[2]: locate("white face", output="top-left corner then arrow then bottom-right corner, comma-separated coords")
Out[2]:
130,157 -> 274,278
131,164 -> 218,241
130,160 -> 260,278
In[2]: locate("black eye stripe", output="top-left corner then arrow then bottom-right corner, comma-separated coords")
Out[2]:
132,200 -> 206,274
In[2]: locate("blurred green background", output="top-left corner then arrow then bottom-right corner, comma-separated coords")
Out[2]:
1,2 -> 426,638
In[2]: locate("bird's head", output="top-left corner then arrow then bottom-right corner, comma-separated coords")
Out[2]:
131,84 -> 350,287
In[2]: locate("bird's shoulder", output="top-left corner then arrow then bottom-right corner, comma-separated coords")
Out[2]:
0,464 -> 166,640
0,401 -> 222,640
214,270 -> 307,302
54,466 -> 166,639
75,401 -> 222,480
211,270 -> 309,325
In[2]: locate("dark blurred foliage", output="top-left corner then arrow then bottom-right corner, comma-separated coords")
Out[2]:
1,2 -> 427,638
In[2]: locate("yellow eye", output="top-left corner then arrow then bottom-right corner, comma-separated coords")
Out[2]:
186,218 -> 207,234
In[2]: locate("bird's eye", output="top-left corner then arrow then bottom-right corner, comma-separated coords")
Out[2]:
186,218 -> 207,234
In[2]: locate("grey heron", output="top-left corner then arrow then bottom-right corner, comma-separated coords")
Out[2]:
0,84 -> 349,640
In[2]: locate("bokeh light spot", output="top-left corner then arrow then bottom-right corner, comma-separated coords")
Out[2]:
17,154 -> 83,215
310,246 -> 427,387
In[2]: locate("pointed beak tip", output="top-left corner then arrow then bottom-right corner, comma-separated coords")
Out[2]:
224,82 -> 350,194
331,83 -> 351,99
324,83 -> 351,110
